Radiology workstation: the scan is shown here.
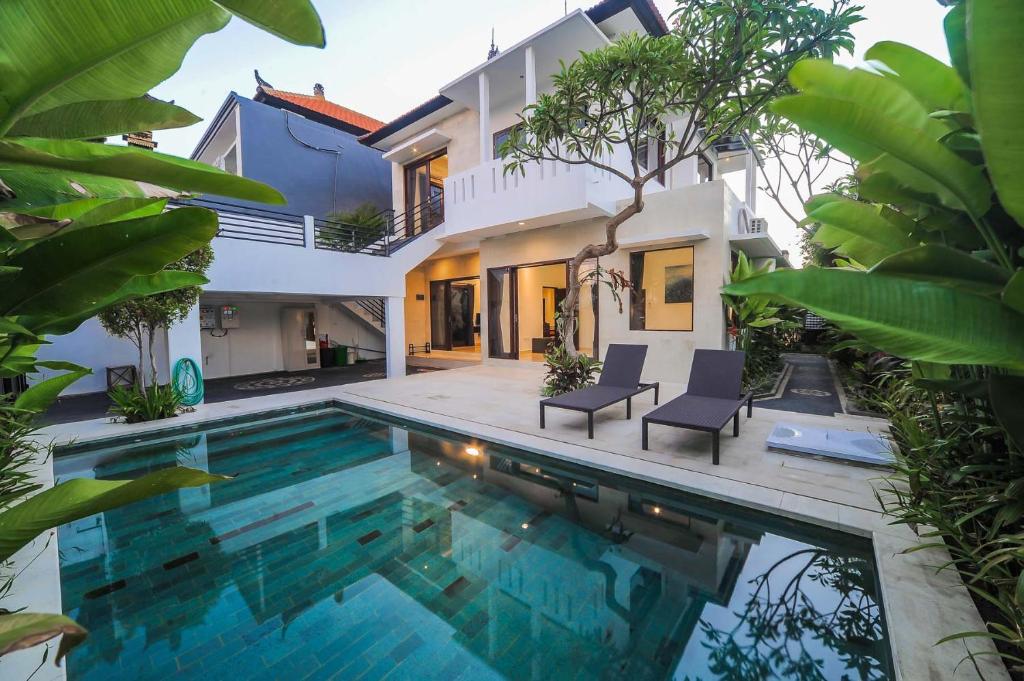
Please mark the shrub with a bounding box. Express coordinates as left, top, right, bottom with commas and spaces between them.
541, 344, 602, 397
109, 384, 183, 423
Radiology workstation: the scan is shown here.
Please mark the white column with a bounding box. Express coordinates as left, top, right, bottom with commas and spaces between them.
385, 296, 406, 378
745, 150, 758, 214
166, 304, 204, 403
303, 214, 315, 248
479, 71, 491, 164
524, 45, 537, 106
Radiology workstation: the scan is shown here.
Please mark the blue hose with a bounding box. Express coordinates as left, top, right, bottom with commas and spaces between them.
172, 357, 204, 406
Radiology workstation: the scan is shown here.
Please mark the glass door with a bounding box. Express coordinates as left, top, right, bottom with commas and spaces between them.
403, 150, 447, 235
487, 266, 517, 359
429, 281, 449, 350
449, 284, 475, 347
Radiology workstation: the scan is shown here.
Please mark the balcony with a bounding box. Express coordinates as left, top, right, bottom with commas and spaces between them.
441, 154, 632, 241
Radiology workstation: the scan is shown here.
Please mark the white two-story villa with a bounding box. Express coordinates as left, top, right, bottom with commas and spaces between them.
360, 0, 787, 383
36, 0, 786, 400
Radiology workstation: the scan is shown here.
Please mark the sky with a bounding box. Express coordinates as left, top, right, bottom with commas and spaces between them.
151, 0, 953, 266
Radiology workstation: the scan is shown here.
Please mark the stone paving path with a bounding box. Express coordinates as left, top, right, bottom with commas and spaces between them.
756, 354, 843, 417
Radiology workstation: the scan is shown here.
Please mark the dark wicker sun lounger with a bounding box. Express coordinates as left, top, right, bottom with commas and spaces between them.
540, 344, 659, 438
642, 349, 753, 465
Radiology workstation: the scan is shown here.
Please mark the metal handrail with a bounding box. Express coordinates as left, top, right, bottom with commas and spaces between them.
355, 298, 386, 326
384, 190, 444, 252
313, 217, 388, 256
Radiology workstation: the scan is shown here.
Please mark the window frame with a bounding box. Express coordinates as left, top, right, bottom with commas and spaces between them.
492, 123, 522, 160
628, 245, 696, 332
697, 153, 714, 183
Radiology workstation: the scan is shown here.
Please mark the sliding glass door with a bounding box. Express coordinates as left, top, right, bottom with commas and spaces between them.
403, 150, 447, 234
487, 267, 517, 359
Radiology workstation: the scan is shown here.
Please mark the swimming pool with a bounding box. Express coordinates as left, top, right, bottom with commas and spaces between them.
56, 404, 893, 680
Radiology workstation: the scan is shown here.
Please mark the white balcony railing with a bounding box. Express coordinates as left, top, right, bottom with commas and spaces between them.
441, 151, 632, 238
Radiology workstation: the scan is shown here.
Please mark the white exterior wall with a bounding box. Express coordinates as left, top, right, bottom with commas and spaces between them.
476, 181, 732, 384
198, 300, 385, 380
32, 318, 168, 395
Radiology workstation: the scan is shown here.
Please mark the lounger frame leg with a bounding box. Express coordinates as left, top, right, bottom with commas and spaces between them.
626, 397, 632, 420
733, 411, 739, 437
587, 412, 594, 439
540, 403, 545, 429
654, 383, 660, 405
642, 420, 648, 450
747, 394, 753, 418
712, 431, 720, 465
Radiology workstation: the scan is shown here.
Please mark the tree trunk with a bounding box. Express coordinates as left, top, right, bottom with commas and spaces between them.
559, 185, 643, 357
134, 322, 146, 391
147, 324, 158, 388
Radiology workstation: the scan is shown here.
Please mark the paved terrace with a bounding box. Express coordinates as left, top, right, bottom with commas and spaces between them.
38, 363, 1009, 681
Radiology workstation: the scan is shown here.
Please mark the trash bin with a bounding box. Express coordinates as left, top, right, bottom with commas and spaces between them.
334, 345, 348, 366
319, 347, 334, 367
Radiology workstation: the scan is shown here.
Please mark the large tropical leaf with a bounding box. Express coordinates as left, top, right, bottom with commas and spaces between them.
944, 3, 970, 87
25, 270, 209, 337
723, 268, 1024, 370
807, 196, 917, 266
968, 0, 1024, 226
0, 467, 230, 561
0, 138, 284, 204
871, 244, 1010, 295
215, 0, 325, 47
774, 60, 992, 216
13, 369, 90, 413
0, 164, 162, 211
864, 41, 970, 113
8, 97, 200, 140
0, 612, 87, 664
0, 207, 216, 317
0, 0, 228, 131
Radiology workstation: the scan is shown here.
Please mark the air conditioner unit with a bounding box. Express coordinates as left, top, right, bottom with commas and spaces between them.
749, 217, 768, 234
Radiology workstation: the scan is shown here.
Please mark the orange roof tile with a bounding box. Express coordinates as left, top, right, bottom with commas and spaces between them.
256, 86, 385, 134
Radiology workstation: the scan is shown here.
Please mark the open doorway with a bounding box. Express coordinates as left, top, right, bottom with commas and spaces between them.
429, 276, 480, 353
487, 261, 596, 362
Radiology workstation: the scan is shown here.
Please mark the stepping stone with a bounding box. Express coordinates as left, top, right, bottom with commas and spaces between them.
766, 422, 894, 466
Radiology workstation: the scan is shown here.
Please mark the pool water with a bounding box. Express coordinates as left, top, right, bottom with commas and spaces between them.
57, 405, 892, 680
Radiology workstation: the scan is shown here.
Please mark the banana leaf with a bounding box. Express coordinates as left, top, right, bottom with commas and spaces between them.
1003, 271, 1024, 314
0, 138, 284, 204
968, 0, 1024, 227
216, 0, 324, 47
0, 467, 230, 562
864, 41, 969, 113
0, 612, 86, 665
870, 244, 1010, 295
8, 97, 199, 140
1, 207, 216, 318
723, 267, 1024, 370
13, 369, 91, 413
944, 3, 970, 87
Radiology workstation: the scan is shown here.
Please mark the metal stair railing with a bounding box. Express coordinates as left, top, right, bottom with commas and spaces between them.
354, 298, 385, 327
382, 190, 444, 253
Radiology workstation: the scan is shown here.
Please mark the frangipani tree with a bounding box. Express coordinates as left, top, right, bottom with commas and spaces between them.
502, 0, 862, 356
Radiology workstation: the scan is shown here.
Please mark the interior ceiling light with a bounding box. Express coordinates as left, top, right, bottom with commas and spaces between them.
466, 446, 480, 456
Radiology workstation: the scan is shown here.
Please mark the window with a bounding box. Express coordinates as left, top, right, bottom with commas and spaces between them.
697, 153, 713, 183
492, 124, 522, 159
629, 246, 694, 331
637, 123, 666, 185
216, 144, 238, 175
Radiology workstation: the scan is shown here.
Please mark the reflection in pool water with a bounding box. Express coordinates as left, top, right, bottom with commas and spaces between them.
56, 406, 892, 680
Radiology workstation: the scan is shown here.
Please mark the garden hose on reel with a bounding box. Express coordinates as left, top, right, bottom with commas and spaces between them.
172, 357, 204, 406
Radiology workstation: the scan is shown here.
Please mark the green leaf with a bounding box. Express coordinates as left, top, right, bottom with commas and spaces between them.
13, 369, 89, 413
807, 197, 917, 266
0, 612, 87, 664
968, 0, 1024, 226
774, 60, 992, 216
989, 374, 1024, 450
0, 467, 230, 561
1, 207, 216, 318
911, 361, 950, 381
21, 197, 168, 229
871, 245, 1010, 295
723, 268, 1024, 370
0, 0, 229, 132
8, 97, 200, 140
0, 164, 156, 211
865, 41, 970, 112
215, 0, 325, 47
26, 270, 209, 336
1003, 270, 1024, 314
0, 138, 284, 204
944, 3, 970, 87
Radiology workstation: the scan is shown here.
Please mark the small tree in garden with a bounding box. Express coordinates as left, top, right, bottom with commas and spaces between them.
502, 0, 863, 357
99, 246, 213, 389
